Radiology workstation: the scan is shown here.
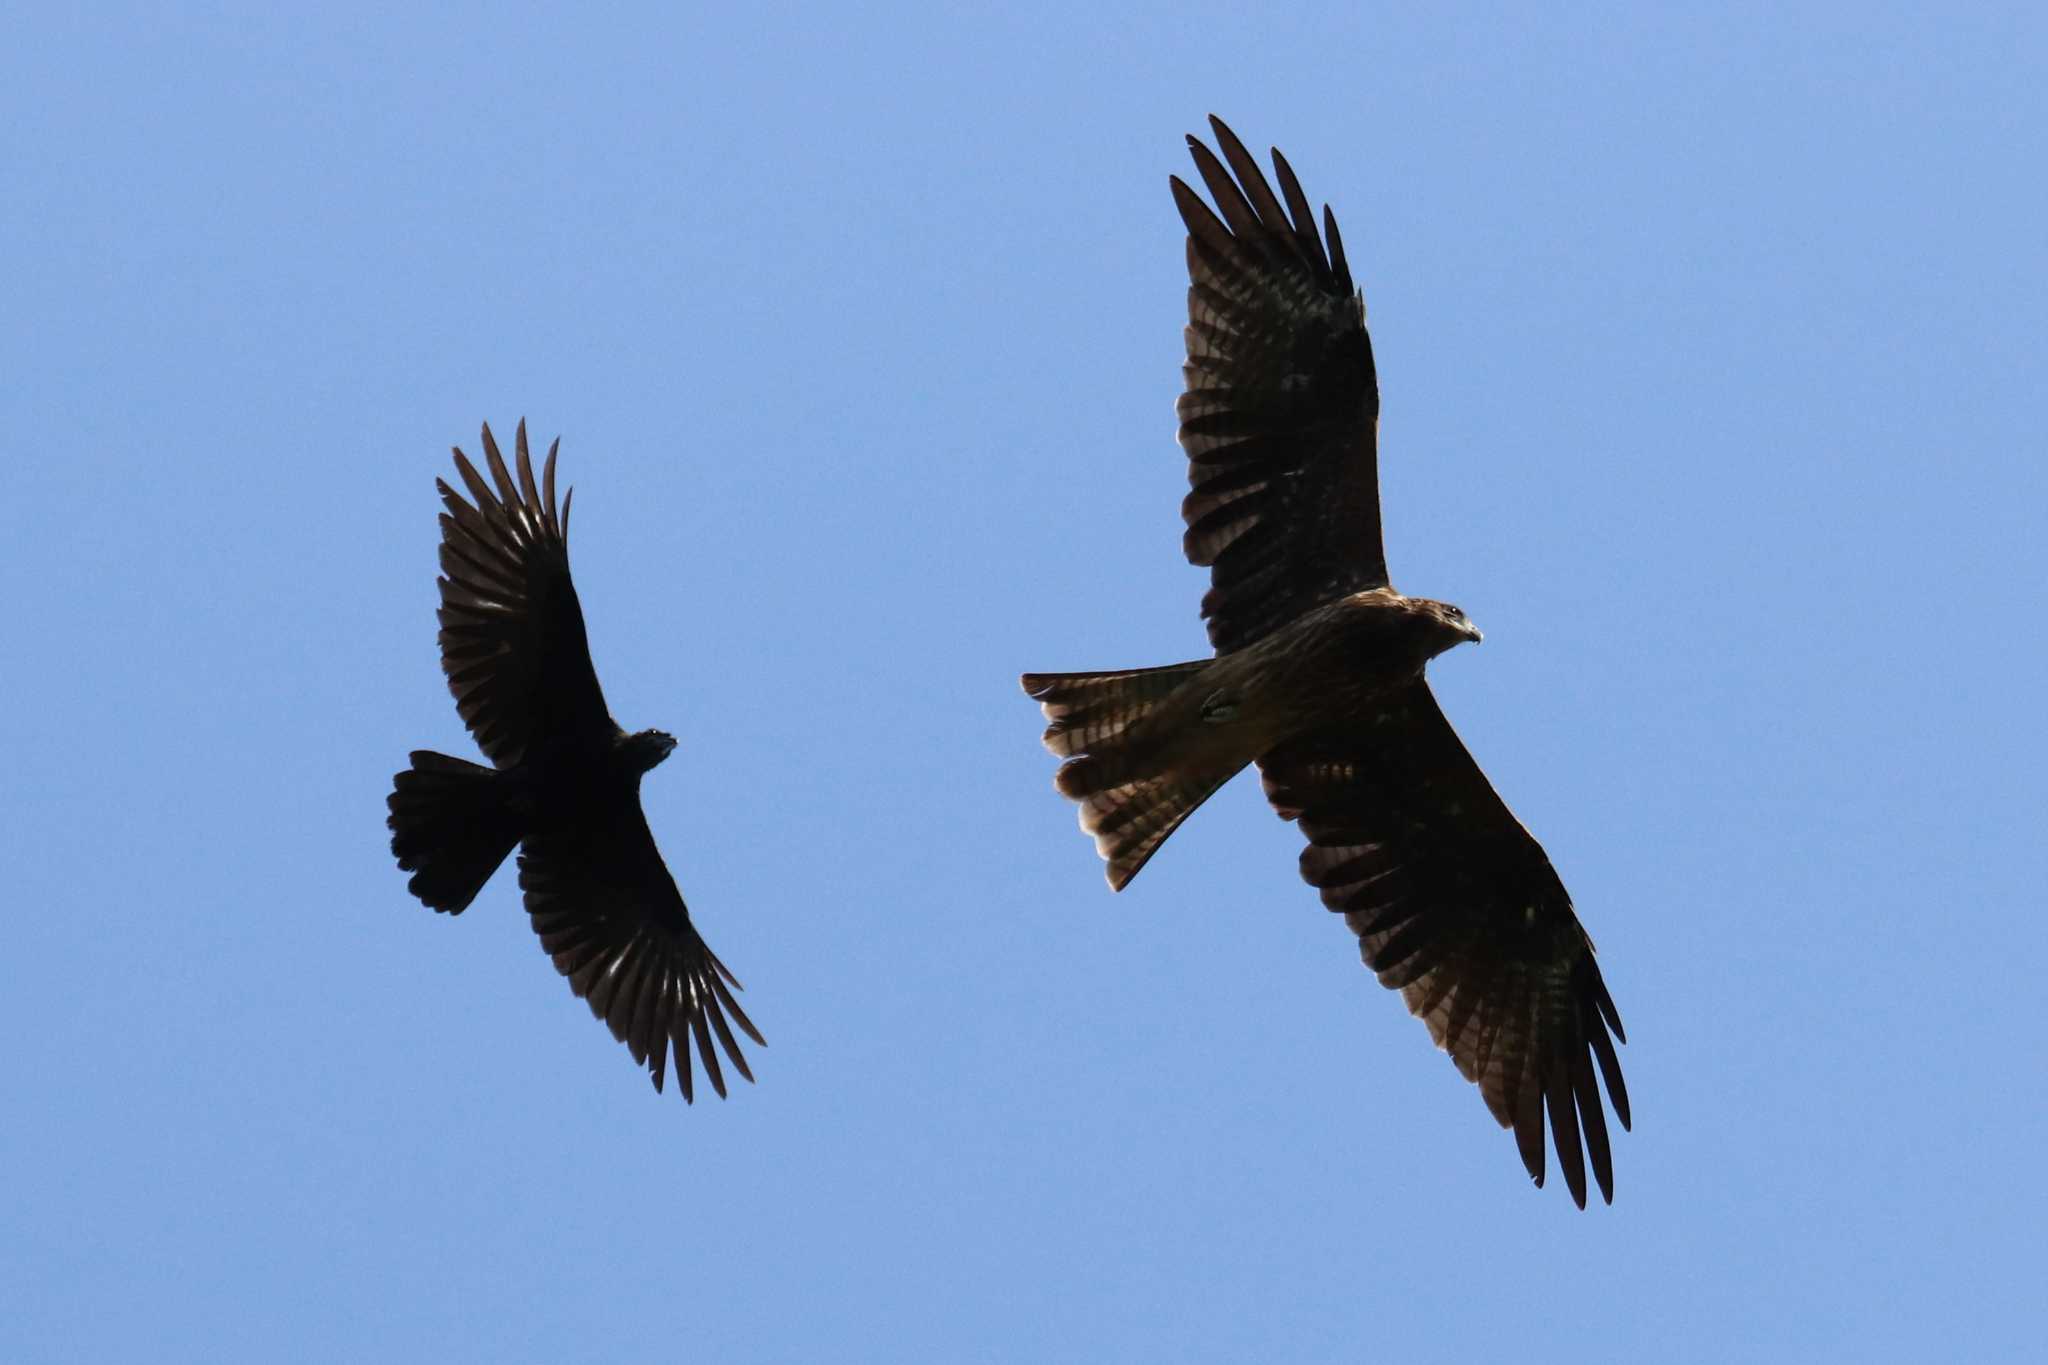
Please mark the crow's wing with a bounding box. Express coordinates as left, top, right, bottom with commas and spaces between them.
434, 421, 612, 768
1257, 681, 1630, 1207
520, 801, 763, 1100
1173, 116, 1386, 655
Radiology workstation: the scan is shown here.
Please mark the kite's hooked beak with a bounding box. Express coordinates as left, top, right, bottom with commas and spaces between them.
1463, 621, 1484, 644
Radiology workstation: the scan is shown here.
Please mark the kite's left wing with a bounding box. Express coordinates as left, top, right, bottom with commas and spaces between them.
1257, 681, 1630, 1206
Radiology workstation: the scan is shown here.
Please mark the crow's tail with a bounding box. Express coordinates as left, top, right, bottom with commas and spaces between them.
387, 751, 524, 914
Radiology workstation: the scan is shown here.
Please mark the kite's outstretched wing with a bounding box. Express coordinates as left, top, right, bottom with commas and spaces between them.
434, 421, 613, 768
1173, 116, 1386, 655
1257, 681, 1630, 1206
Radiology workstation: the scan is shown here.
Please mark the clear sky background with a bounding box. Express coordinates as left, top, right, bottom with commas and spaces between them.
4, 4, 2042, 1361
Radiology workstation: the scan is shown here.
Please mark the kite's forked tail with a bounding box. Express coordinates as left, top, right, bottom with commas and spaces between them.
387, 750, 525, 913
1021, 661, 1246, 890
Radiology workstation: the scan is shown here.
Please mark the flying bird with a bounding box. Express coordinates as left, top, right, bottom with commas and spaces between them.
387, 421, 762, 1101
1021, 118, 1630, 1206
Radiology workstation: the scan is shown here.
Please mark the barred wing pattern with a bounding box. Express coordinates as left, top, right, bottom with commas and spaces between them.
1257, 681, 1631, 1207
522, 811, 763, 1101
1173, 116, 1387, 655
435, 421, 612, 768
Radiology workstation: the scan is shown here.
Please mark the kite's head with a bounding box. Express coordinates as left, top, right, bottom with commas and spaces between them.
1410, 597, 1483, 652
623, 728, 679, 773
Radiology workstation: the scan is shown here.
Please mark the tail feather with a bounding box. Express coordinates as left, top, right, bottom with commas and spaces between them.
387, 750, 524, 913
1021, 662, 1209, 758
1079, 768, 1241, 890
1021, 661, 1240, 890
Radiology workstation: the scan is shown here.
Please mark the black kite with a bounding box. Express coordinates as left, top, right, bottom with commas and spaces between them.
1021, 119, 1630, 1206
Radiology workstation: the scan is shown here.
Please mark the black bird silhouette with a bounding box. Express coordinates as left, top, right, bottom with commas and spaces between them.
388, 421, 761, 1100
1022, 118, 1629, 1205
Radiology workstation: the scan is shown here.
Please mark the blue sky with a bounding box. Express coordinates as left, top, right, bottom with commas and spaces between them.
4, 4, 2042, 1360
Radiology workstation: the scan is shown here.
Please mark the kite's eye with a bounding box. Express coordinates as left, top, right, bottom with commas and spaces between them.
1445, 605, 1464, 620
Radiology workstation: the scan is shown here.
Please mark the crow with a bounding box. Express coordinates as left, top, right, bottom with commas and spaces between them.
388, 421, 761, 1101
